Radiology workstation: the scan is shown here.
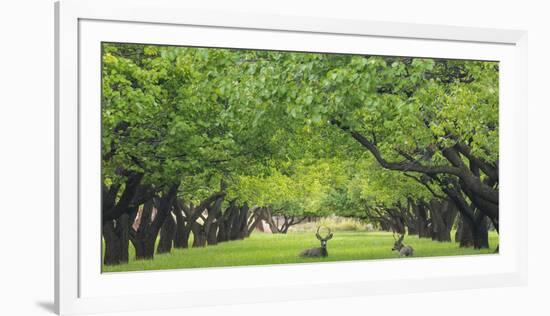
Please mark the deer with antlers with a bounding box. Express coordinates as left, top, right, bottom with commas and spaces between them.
392, 234, 414, 257
299, 226, 333, 257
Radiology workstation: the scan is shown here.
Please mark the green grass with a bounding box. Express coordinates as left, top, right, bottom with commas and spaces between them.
103, 231, 498, 273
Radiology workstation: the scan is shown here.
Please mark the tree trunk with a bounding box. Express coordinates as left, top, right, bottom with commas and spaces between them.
130, 200, 157, 260
192, 223, 207, 247
157, 212, 176, 254
173, 192, 226, 246
280, 220, 290, 234
180, 225, 192, 248
102, 213, 130, 265
173, 208, 188, 248
103, 220, 122, 265
385, 208, 406, 235
133, 238, 156, 260
204, 196, 223, 246
237, 204, 250, 239
130, 184, 179, 259
217, 220, 228, 243
207, 222, 219, 245
217, 202, 235, 242
472, 214, 489, 249
216, 203, 255, 239
455, 211, 489, 249
414, 201, 431, 238
229, 205, 245, 239
246, 206, 262, 237
175, 199, 196, 248
102, 173, 145, 223
119, 213, 130, 262
379, 221, 391, 231
406, 224, 418, 235
455, 214, 475, 247
428, 199, 457, 242
261, 207, 281, 234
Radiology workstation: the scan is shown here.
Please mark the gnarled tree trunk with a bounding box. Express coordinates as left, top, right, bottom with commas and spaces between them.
157, 211, 176, 254
191, 223, 207, 247
130, 200, 156, 260
472, 214, 489, 249
455, 213, 475, 247
204, 195, 223, 246
173, 202, 189, 248
102, 213, 130, 265
217, 201, 235, 242
413, 200, 432, 238
130, 184, 179, 260
427, 199, 457, 242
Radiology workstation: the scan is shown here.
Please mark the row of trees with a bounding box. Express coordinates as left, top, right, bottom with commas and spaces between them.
101, 43, 499, 265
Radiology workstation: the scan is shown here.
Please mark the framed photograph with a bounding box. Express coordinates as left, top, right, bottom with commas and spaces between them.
55, 0, 527, 314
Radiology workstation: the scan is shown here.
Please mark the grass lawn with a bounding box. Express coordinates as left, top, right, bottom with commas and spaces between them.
103, 231, 498, 272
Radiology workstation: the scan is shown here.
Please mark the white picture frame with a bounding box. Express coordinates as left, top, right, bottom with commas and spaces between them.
55, 0, 528, 314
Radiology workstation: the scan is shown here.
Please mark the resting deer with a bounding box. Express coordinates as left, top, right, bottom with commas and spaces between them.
300, 226, 333, 257
392, 234, 414, 257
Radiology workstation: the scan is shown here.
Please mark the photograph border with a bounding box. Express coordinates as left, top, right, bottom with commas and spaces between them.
55, 0, 527, 314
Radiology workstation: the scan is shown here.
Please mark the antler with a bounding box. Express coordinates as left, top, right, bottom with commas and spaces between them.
315, 226, 322, 241
316, 226, 333, 241
325, 227, 333, 240
398, 234, 405, 243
